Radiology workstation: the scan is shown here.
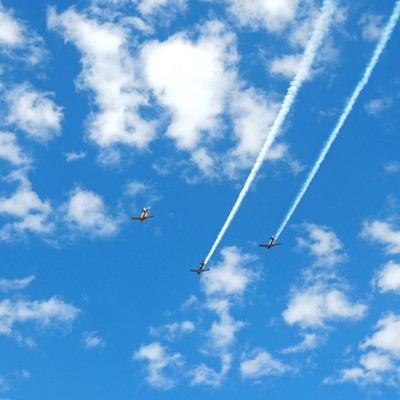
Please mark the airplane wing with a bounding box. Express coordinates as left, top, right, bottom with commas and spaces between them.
145, 216, 155, 219
190, 269, 200, 273
259, 244, 268, 248
130, 217, 142, 220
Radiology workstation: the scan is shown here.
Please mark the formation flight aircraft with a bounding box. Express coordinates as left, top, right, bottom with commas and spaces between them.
259, 235, 281, 249
130, 207, 155, 222
190, 261, 210, 274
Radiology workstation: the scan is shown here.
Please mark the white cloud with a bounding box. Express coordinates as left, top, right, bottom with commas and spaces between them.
373, 261, 400, 294
206, 299, 245, 349
48, 7, 156, 157
201, 246, 258, 297
297, 223, 347, 267
326, 313, 400, 386
141, 20, 236, 150
82, 331, 105, 348
269, 54, 303, 79
361, 313, 400, 358
364, 97, 392, 116
240, 349, 288, 379
190, 353, 231, 387
0, 132, 30, 166
0, 3, 45, 64
384, 161, 400, 174
225, 0, 300, 32
283, 224, 366, 330
0, 297, 80, 342
283, 286, 367, 329
0, 171, 54, 241
362, 220, 400, 255
136, 0, 187, 16
0, 4, 23, 46
282, 332, 321, 354
358, 13, 385, 42
5, 84, 63, 142
133, 342, 183, 390
63, 187, 120, 238
149, 320, 195, 342
64, 151, 86, 162
0, 276, 34, 293
225, 88, 280, 175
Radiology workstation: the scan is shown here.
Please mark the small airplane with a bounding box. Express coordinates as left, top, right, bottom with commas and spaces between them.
190, 261, 210, 274
130, 207, 155, 222
259, 235, 281, 249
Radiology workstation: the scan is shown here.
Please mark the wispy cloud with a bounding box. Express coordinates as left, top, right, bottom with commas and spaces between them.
0, 296, 80, 345
0, 276, 34, 293
326, 313, 400, 387
0, 132, 31, 166
133, 342, 183, 390
364, 97, 392, 116
240, 349, 289, 379
362, 220, 400, 255
82, 331, 105, 348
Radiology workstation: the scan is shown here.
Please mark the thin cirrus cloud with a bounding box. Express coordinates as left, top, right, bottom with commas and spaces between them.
0, 275, 35, 293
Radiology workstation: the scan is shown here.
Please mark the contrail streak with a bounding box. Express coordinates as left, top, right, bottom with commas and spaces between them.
203, 0, 337, 265
275, 0, 400, 240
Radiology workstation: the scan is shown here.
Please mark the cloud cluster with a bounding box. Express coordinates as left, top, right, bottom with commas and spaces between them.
283, 224, 367, 340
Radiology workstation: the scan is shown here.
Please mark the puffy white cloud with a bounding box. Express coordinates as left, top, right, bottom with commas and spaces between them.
0, 171, 54, 240
374, 261, 400, 294
326, 313, 400, 387
82, 331, 105, 348
133, 342, 183, 390
283, 224, 366, 330
361, 313, 400, 358
0, 297, 80, 342
190, 353, 231, 387
5, 84, 63, 142
225, 0, 300, 32
141, 20, 236, 150
0, 275, 34, 293
358, 12, 385, 42
206, 299, 245, 350
63, 187, 120, 237
269, 54, 303, 79
48, 7, 156, 156
0, 4, 23, 46
201, 246, 258, 297
149, 320, 195, 342
240, 349, 288, 379
283, 286, 367, 329
0, 132, 30, 165
364, 97, 392, 116
297, 223, 347, 267
362, 220, 400, 255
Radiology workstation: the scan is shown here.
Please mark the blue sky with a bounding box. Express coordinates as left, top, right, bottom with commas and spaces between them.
1, 0, 400, 398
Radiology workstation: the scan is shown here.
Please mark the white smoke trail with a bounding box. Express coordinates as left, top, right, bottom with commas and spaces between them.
275, 0, 400, 240
204, 0, 337, 265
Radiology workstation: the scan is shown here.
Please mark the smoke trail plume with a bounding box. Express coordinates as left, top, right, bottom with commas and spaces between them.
275, 0, 400, 240
204, 0, 337, 265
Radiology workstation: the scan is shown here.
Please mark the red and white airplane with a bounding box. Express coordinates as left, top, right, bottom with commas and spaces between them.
190, 261, 210, 274
130, 207, 155, 222
259, 235, 281, 249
